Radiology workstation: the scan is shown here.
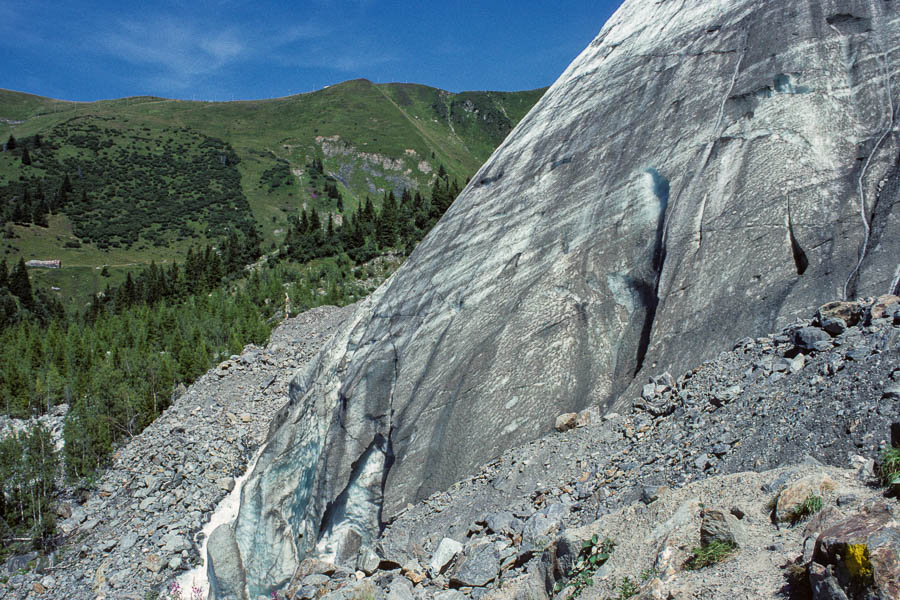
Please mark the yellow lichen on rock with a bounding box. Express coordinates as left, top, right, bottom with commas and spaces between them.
845, 543, 872, 580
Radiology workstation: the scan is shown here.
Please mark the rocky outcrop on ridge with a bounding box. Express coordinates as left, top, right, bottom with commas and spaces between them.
259, 296, 900, 600
224, 0, 900, 594
0, 305, 354, 600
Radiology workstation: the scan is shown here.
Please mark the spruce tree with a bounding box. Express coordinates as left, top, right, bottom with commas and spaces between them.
0, 258, 8, 288
5, 134, 15, 151
299, 209, 309, 234
21, 146, 31, 166
377, 192, 398, 248
9, 258, 33, 309
309, 208, 321, 232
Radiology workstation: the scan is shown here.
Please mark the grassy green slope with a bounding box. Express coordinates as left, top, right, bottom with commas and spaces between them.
0, 80, 545, 306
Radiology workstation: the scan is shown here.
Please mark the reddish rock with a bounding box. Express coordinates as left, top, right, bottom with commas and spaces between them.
813, 502, 900, 599
870, 295, 900, 320
555, 413, 578, 432
817, 301, 863, 327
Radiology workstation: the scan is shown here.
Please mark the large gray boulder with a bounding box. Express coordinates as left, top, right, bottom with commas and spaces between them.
207, 524, 248, 600
221, 0, 900, 595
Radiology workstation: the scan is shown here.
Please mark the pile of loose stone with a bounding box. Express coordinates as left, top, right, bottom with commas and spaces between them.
0, 304, 356, 600
3, 293, 899, 600
271, 295, 900, 600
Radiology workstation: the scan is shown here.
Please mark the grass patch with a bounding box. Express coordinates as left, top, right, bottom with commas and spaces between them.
789, 494, 824, 524
877, 447, 900, 487
685, 540, 735, 570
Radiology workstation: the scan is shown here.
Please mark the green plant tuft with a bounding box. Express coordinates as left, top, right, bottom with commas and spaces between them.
616, 576, 639, 599
789, 494, 824, 524
553, 535, 615, 598
877, 447, 900, 487
685, 540, 735, 570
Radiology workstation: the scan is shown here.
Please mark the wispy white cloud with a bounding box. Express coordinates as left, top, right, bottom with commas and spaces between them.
100, 17, 245, 80
1, 1, 402, 98
95, 14, 338, 92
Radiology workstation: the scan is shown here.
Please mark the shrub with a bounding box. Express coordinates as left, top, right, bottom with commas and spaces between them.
553, 535, 614, 598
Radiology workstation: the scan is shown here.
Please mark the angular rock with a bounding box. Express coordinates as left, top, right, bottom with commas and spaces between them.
869, 295, 900, 321
775, 474, 836, 523
813, 503, 900, 600
699, 509, 746, 548
793, 327, 832, 352
388, 576, 415, 600
357, 546, 381, 576
207, 524, 248, 600
808, 562, 850, 600
430, 538, 463, 575
292, 557, 337, 581
301, 574, 330, 587
554, 413, 578, 433
817, 302, 862, 328
820, 317, 847, 337
486, 511, 522, 536
641, 485, 667, 505
143, 554, 163, 574
434, 591, 467, 600
450, 543, 500, 588
521, 511, 563, 556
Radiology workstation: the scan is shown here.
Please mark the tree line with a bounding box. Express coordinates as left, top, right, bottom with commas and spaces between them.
280, 171, 461, 264
0, 168, 463, 555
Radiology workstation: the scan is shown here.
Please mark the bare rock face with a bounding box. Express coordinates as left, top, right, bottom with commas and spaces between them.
221, 0, 900, 596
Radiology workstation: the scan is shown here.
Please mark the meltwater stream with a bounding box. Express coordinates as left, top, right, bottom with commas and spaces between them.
177, 444, 267, 598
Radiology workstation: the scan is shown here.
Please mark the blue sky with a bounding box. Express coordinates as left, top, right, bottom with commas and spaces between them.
0, 1, 623, 101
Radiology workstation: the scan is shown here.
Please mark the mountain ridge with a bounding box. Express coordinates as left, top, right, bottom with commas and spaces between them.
0, 81, 545, 305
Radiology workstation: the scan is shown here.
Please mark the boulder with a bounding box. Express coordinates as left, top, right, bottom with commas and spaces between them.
812, 503, 900, 600
817, 302, 862, 328
207, 524, 248, 600
430, 538, 463, 575
699, 509, 746, 548
869, 295, 900, 321
775, 474, 836, 523
554, 413, 578, 433
792, 327, 832, 352
357, 546, 381, 576
450, 543, 500, 588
